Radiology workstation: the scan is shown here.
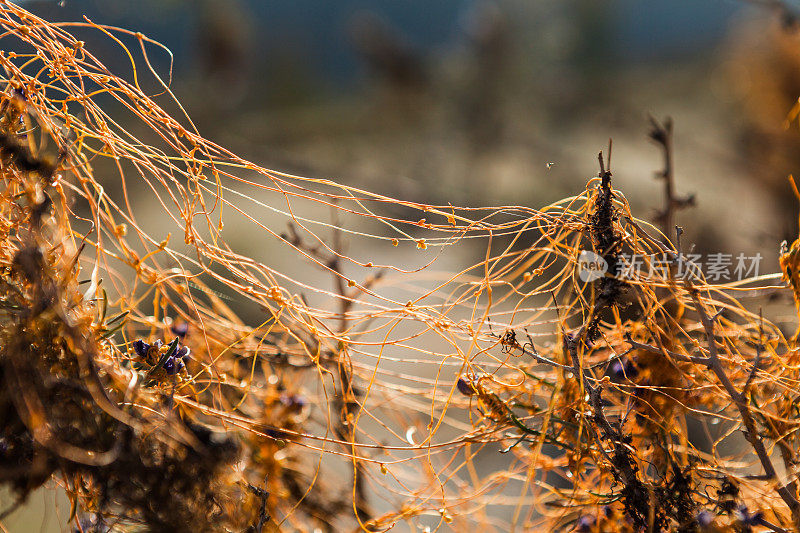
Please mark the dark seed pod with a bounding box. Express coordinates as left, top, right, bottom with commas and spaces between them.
264, 428, 290, 440
457, 377, 475, 396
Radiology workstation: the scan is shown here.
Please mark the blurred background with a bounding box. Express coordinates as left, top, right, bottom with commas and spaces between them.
16, 0, 800, 245
7, 0, 800, 530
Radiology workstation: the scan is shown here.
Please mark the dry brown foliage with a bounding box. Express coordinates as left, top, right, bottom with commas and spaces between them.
1, 3, 800, 532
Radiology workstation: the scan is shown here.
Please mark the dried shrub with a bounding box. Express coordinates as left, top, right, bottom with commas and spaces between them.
0, 4, 799, 533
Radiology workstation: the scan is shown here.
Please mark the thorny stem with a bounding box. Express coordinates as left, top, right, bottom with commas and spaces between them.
246, 477, 270, 532
517, 330, 572, 371
549, 157, 656, 527
561, 327, 660, 531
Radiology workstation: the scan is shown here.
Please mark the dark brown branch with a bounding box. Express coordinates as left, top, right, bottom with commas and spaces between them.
648, 116, 694, 240
624, 334, 711, 366
743, 310, 764, 395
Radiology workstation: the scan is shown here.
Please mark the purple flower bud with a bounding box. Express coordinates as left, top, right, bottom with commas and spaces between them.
281, 394, 307, 408
609, 358, 638, 380
163, 356, 177, 375
133, 339, 150, 358
171, 322, 189, 338
576, 515, 595, 532
457, 377, 475, 396
176, 345, 190, 360
696, 510, 714, 527
734, 505, 762, 526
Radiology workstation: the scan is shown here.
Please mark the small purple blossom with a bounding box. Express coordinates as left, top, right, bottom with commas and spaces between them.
132, 337, 187, 375
576, 515, 595, 532
133, 339, 150, 358
281, 394, 307, 408
163, 356, 177, 374
734, 505, 762, 526
163, 355, 185, 375
608, 358, 638, 380
171, 322, 189, 338
175, 345, 190, 360
695, 510, 714, 527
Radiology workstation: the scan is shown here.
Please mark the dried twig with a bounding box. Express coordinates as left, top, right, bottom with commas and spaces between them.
688, 282, 800, 525
648, 116, 694, 240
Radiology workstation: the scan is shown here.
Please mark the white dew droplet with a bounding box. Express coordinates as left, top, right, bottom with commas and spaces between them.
406, 427, 417, 446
